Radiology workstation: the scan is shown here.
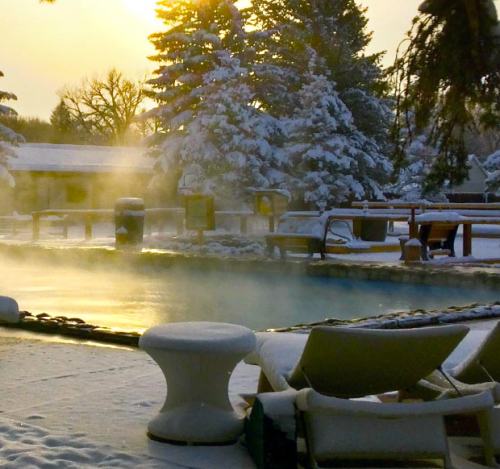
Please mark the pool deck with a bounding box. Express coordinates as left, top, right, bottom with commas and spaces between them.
0, 319, 496, 469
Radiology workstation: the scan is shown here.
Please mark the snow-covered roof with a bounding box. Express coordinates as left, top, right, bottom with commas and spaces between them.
6, 143, 155, 174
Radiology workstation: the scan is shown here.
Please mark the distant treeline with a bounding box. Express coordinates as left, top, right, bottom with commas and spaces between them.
0, 114, 145, 147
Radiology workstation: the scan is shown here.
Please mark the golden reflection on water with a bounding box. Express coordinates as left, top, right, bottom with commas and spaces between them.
1, 254, 499, 331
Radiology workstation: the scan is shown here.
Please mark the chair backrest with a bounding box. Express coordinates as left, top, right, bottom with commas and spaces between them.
452, 321, 500, 384
287, 324, 469, 398
428, 223, 459, 242
277, 213, 329, 237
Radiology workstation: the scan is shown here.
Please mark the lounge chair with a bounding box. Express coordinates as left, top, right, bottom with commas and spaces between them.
247, 325, 471, 397
296, 387, 494, 469
400, 322, 500, 460
245, 325, 498, 469
449, 321, 500, 384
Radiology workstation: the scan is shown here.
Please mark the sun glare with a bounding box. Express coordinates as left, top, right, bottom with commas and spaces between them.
122, 0, 159, 26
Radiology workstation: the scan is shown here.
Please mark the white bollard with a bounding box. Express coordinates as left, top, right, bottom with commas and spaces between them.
0, 296, 20, 323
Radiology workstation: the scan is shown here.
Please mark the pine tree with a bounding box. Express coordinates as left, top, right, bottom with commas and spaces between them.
148, 0, 248, 135
250, 0, 391, 148
0, 71, 24, 185
50, 100, 75, 144
247, 0, 393, 206
389, 134, 439, 201
391, 0, 500, 191
283, 71, 391, 207
148, 0, 392, 206
159, 53, 284, 202
485, 149, 500, 194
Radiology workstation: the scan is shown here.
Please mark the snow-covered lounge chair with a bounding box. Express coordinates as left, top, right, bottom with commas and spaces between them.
247, 325, 470, 396
400, 321, 500, 459
449, 321, 500, 384
400, 321, 500, 400
245, 325, 498, 468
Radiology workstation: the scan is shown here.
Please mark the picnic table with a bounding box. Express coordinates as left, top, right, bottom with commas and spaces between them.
351, 201, 500, 211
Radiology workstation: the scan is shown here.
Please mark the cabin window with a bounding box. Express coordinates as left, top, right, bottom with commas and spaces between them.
67, 183, 88, 204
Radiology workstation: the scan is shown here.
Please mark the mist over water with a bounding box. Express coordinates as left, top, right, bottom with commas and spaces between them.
0, 253, 498, 332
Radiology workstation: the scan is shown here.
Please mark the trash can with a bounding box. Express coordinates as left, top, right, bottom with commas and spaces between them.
115, 198, 145, 247
360, 220, 388, 242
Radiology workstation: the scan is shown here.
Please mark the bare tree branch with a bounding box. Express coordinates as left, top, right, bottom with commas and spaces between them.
58, 69, 146, 145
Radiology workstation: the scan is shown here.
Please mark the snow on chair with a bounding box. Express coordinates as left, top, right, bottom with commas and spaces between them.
244, 325, 498, 468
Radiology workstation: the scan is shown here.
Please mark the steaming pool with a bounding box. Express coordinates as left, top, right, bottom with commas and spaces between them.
1, 255, 498, 332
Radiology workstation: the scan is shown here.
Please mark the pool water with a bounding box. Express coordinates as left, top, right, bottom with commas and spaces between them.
1, 255, 497, 332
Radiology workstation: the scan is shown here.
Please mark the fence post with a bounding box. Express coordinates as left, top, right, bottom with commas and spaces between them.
85, 214, 92, 240
176, 211, 184, 236
32, 213, 40, 241
240, 215, 248, 234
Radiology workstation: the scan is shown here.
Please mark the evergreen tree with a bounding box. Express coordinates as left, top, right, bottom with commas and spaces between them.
391, 0, 500, 191
250, 0, 391, 148
148, 0, 248, 136
248, 0, 393, 206
283, 71, 391, 207
50, 100, 75, 143
485, 149, 500, 194
164, 54, 284, 202
0, 71, 24, 185
389, 134, 439, 201
148, 0, 392, 206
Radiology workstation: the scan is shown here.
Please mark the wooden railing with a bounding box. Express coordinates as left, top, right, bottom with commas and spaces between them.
30, 207, 255, 241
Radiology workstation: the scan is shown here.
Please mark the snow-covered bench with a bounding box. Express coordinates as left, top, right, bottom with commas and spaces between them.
265, 213, 328, 259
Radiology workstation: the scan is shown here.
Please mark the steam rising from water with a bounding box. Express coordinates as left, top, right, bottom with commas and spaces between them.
0, 253, 497, 331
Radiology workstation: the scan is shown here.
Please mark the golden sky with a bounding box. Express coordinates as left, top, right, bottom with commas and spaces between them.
0, 0, 423, 120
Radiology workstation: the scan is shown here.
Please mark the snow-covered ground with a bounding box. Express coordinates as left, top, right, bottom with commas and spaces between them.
0, 334, 260, 469
0, 320, 497, 469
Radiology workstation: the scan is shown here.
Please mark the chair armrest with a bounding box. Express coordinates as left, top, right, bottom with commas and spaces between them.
244, 332, 308, 392
296, 388, 494, 417
426, 371, 500, 398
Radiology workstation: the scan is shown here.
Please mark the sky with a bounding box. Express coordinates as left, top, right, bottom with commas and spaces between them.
0, 0, 423, 120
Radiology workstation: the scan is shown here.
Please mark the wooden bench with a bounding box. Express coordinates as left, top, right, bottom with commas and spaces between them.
265, 214, 328, 259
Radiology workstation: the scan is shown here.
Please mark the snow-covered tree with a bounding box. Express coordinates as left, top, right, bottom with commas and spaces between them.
485, 149, 500, 193
158, 54, 284, 202
250, 0, 391, 149
248, 0, 393, 206
0, 71, 24, 185
283, 71, 391, 207
148, 0, 248, 136
389, 134, 438, 200
148, 0, 392, 206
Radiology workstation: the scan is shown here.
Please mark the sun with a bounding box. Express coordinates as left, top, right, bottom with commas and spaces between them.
122, 0, 160, 26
